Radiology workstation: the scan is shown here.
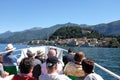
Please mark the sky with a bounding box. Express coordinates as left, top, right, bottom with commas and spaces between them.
0, 0, 120, 33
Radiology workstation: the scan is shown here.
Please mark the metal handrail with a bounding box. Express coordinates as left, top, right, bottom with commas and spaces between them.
95, 63, 120, 80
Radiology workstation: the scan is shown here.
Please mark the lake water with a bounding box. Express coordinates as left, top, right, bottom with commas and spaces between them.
0, 43, 120, 80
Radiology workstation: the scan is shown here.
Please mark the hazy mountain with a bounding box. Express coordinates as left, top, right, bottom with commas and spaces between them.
0, 23, 82, 43
0, 31, 13, 39
80, 24, 89, 27
91, 20, 120, 36
0, 25, 62, 43
0, 20, 120, 43
26, 27, 43, 31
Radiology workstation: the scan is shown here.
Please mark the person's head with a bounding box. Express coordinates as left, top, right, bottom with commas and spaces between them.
36, 50, 45, 59
82, 58, 94, 74
19, 58, 34, 74
47, 48, 57, 58
27, 48, 36, 58
68, 48, 74, 53
5, 43, 16, 53
46, 56, 59, 73
74, 51, 85, 62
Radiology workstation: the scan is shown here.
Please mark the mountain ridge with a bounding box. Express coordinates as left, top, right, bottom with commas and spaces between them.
0, 20, 120, 43
91, 20, 120, 36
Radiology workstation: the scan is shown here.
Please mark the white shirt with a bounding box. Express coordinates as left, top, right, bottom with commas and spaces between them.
39, 72, 71, 80
0, 77, 3, 80
41, 60, 63, 74
84, 73, 104, 80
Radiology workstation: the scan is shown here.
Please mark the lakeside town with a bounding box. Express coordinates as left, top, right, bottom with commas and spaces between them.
28, 37, 120, 47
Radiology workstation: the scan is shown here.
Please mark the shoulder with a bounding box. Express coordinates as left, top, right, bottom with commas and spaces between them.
39, 74, 50, 80
92, 73, 103, 80
9, 54, 17, 58
33, 59, 41, 65
85, 73, 103, 80
12, 75, 36, 80
9, 55, 17, 60
55, 74, 71, 80
64, 62, 74, 70
2, 54, 7, 57
63, 54, 70, 57
66, 62, 74, 66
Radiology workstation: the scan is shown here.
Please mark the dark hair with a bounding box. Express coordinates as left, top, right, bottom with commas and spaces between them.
82, 58, 94, 74
19, 58, 34, 74
74, 51, 85, 62
27, 50, 35, 58
68, 48, 73, 53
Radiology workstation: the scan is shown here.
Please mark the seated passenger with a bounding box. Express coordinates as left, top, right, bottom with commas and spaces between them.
11, 58, 36, 80
35, 50, 46, 63
27, 48, 41, 80
39, 56, 71, 80
41, 48, 64, 74
2, 44, 18, 75
2, 43, 17, 66
64, 51, 85, 77
82, 58, 104, 80
63, 48, 75, 65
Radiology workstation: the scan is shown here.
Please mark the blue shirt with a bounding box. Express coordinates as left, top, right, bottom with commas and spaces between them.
63, 53, 74, 65
2, 53, 17, 66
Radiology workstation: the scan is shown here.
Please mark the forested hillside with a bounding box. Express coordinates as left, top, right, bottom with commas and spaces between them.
50, 26, 103, 40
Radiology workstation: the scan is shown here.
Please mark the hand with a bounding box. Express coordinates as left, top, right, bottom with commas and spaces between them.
1, 71, 9, 78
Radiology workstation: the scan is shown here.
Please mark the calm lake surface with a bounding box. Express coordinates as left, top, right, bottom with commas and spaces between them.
0, 43, 120, 80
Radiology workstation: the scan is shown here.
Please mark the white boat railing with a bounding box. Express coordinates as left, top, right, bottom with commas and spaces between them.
95, 63, 120, 80
1, 46, 120, 80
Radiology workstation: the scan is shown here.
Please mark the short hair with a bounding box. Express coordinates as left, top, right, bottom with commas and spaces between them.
27, 49, 35, 58
82, 58, 94, 74
74, 51, 85, 62
68, 48, 73, 53
19, 58, 34, 74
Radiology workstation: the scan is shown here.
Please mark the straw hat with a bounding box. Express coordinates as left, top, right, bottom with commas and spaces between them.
5, 43, 16, 52
37, 50, 44, 55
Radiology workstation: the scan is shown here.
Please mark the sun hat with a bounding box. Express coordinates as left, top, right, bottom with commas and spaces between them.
46, 56, 59, 68
5, 43, 16, 52
37, 50, 44, 55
